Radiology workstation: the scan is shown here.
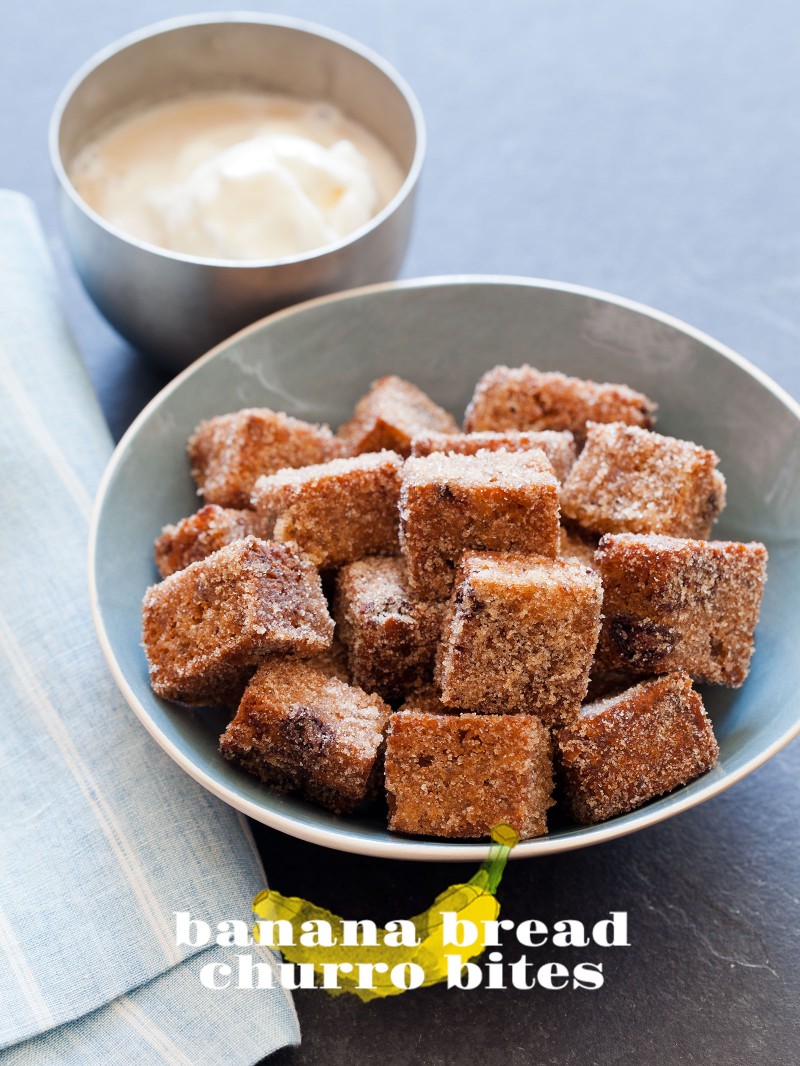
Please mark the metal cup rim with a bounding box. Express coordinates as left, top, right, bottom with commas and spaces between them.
48, 10, 426, 270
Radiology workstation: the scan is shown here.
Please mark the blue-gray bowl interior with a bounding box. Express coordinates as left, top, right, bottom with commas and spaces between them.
92, 278, 800, 860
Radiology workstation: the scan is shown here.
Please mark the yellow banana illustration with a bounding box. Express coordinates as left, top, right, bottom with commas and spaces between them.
252, 824, 519, 1001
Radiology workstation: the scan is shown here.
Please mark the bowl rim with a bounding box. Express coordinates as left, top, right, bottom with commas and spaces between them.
89, 274, 800, 862
49, 10, 426, 270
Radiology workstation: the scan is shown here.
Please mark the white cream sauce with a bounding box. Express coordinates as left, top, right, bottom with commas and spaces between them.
71, 92, 404, 260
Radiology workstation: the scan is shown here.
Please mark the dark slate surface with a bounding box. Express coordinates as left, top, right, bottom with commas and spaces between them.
7, 1, 799, 1062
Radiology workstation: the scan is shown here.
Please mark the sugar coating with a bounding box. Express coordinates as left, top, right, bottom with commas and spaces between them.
561, 421, 727, 539
334, 557, 446, 701
436, 551, 603, 729
410, 429, 577, 483
556, 672, 719, 824
385, 699, 554, 838
463, 365, 655, 439
559, 524, 600, 569
141, 536, 333, 706
220, 659, 391, 814
188, 408, 337, 509
399, 448, 561, 600
595, 533, 768, 686
251, 451, 403, 568
154, 504, 272, 578
337, 375, 459, 457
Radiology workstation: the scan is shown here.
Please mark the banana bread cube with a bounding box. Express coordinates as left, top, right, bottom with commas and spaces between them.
556, 672, 719, 824
220, 658, 391, 814
436, 551, 603, 728
334, 557, 446, 701
252, 451, 403, 568
385, 695, 554, 839
154, 504, 272, 578
594, 533, 768, 685
337, 375, 458, 457
399, 448, 560, 600
188, 408, 337, 509
141, 537, 333, 705
463, 365, 655, 439
561, 421, 726, 539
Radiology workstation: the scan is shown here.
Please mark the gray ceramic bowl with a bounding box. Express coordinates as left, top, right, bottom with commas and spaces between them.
90, 277, 800, 861
50, 13, 424, 375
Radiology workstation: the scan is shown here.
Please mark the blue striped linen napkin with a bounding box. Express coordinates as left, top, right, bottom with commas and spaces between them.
0, 192, 300, 1064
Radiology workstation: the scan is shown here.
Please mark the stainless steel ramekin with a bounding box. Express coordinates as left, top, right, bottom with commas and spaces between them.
50, 13, 425, 374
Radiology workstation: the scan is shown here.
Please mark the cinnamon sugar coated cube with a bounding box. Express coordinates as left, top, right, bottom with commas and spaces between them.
595, 533, 767, 686
188, 408, 337, 508
399, 449, 560, 600
141, 537, 333, 705
410, 429, 577, 482
464, 365, 655, 438
251, 451, 403, 568
337, 375, 458, 457
220, 659, 391, 814
154, 504, 272, 578
556, 673, 719, 824
436, 552, 603, 728
334, 557, 446, 701
561, 422, 726, 538
385, 699, 554, 838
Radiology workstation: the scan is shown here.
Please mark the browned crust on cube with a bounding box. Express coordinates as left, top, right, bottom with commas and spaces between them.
220, 659, 391, 814
251, 451, 403, 568
385, 705, 554, 838
334, 557, 446, 701
561, 421, 726, 539
436, 551, 603, 728
141, 536, 333, 705
595, 533, 768, 686
399, 448, 561, 600
463, 365, 655, 438
337, 375, 458, 458
154, 505, 272, 578
410, 430, 577, 482
188, 408, 337, 509
556, 672, 719, 824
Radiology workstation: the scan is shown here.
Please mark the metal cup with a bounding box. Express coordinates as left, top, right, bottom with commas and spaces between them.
50, 13, 425, 374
